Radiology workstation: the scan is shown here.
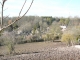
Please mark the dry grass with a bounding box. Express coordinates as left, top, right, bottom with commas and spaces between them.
1, 42, 80, 60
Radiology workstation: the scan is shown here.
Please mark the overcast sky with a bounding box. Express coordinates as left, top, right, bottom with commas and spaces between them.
0, 0, 80, 17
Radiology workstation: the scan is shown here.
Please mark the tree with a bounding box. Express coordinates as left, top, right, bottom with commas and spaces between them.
59, 18, 65, 25
0, 0, 34, 32
61, 26, 80, 46
61, 32, 75, 46
0, 0, 7, 27
65, 18, 70, 26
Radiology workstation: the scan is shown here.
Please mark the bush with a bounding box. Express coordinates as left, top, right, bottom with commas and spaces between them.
42, 33, 52, 41
61, 26, 80, 46
42, 34, 48, 41
0, 31, 15, 54
25, 35, 32, 43
46, 24, 62, 41
26, 35, 44, 43
15, 35, 27, 44
7, 41, 15, 54
61, 30, 77, 46
42, 32, 62, 42
0, 38, 4, 46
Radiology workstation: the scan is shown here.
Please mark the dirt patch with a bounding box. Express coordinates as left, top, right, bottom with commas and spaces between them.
0, 41, 67, 58
0, 47, 80, 60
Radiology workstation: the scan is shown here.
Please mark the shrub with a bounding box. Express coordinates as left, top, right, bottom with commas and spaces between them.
42, 33, 53, 41
7, 41, 15, 54
15, 35, 27, 44
0, 31, 15, 54
0, 38, 4, 46
42, 26, 62, 42
26, 35, 44, 43
25, 35, 32, 43
61, 30, 77, 46
15, 39, 24, 44
42, 34, 48, 41
47, 24, 62, 41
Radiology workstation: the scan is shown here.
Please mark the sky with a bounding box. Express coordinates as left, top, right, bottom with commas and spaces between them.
0, 0, 80, 17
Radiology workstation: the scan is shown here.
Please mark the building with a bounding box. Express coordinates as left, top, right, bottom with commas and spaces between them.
60, 26, 66, 31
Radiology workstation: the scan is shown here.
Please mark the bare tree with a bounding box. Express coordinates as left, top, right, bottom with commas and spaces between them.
0, 0, 34, 32
0, 0, 7, 27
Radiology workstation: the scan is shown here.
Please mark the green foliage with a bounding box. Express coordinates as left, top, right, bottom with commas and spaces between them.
59, 18, 65, 25
35, 22, 40, 29
46, 17, 52, 25
59, 18, 70, 26
65, 18, 70, 26
42, 16, 53, 26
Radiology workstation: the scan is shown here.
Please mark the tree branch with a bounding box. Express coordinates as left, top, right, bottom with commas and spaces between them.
19, 0, 27, 16
0, 0, 34, 32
